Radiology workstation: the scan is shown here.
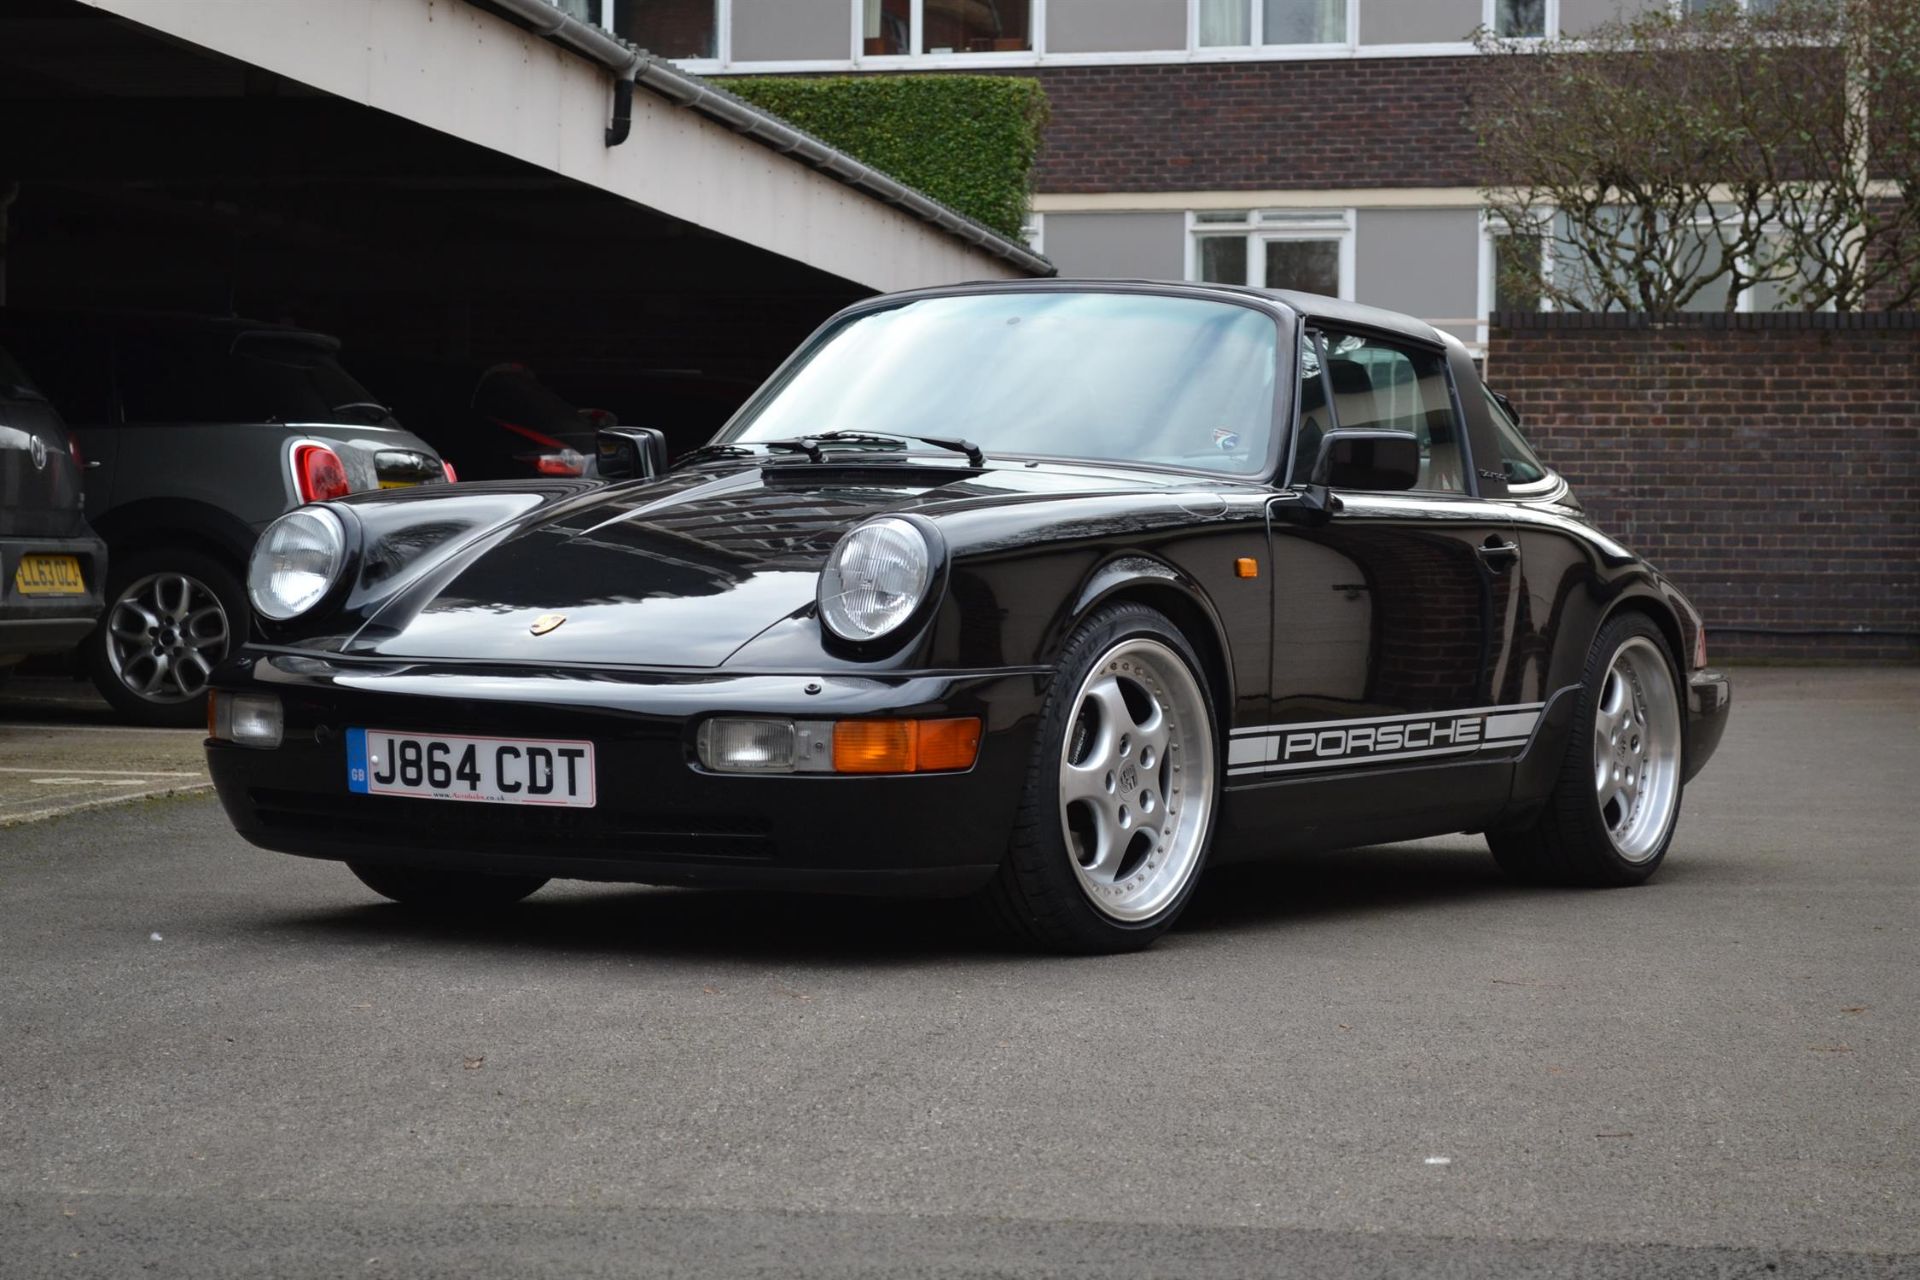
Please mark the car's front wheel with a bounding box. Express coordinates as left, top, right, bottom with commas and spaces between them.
86, 548, 245, 728
348, 864, 549, 912
984, 602, 1219, 953
1488, 612, 1686, 885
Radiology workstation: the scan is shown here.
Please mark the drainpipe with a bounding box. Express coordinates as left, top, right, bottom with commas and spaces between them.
605, 72, 634, 147
474, 0, 1053, 275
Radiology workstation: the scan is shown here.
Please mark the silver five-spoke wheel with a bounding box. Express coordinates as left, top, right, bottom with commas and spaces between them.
1059, 638, 1214, 922
105, 571, 231, 704
1592, 635, 1682, 862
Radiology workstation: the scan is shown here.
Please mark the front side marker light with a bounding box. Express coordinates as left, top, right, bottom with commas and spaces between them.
209, 691, 283, 749
832, 718, 982, 774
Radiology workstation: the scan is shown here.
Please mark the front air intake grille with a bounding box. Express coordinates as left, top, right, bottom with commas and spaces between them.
247, 788, 774, 862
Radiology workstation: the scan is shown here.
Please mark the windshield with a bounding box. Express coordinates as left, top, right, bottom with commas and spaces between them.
724, 292, 1281, 476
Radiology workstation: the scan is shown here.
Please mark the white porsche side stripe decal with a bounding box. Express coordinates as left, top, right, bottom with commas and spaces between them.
1226, 702, 1545, 776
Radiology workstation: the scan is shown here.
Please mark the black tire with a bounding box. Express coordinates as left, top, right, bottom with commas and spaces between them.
348, 863, 549, 912
85, 547, 247, 728
981, 602, 1221, 954
1488, 612, 1686, 887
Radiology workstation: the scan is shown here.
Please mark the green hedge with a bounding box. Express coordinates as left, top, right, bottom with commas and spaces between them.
723, 75, 1049, 242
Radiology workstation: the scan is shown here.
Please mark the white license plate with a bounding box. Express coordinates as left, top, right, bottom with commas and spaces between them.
346, 729, 595, 808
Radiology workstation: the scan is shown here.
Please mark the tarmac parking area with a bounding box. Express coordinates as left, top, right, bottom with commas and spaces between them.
0, 667, 1915, 1278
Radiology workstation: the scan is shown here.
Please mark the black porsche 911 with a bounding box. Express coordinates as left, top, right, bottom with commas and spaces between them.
205, 281, 1731, 953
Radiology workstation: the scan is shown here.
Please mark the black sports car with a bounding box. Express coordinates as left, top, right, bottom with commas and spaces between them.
206, 282, 1731, 953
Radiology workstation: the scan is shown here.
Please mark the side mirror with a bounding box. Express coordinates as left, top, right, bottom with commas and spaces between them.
1308, 428, 1421, 492
595, 427, 669, 481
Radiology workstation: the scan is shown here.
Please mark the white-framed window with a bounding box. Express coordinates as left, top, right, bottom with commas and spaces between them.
855, 0, 1043, 60
1021, 213, 1045, 256
648, 0, 1432, 74
1186, 209, 1355, 299
1485, 0, 1558, 40
1193, 0, 1354, 50
1476, 207, 1832, 343
1475, 213, 1553, 348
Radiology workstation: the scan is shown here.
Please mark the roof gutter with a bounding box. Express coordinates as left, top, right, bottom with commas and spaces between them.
475, 0, 1054, 277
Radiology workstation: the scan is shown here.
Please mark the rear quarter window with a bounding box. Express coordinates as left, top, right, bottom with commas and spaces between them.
1484, 388, 1548, 486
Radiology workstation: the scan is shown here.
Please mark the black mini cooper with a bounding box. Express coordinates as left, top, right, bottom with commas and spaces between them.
206, 283, 1731, 953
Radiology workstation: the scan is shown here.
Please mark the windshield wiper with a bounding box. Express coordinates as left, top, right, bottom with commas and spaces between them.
331, 400, 392, 423
810, 430, 986, 467
676, 442, 760, 465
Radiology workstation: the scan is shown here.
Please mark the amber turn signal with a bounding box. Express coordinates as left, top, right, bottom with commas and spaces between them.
832, 717, 982, 774
1235, 557, 1259, 579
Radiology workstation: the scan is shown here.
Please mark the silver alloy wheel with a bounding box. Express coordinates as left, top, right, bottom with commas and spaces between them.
104, 572, 230, 704
1592, 635, 1682, 862
1058, 637, 1215, 922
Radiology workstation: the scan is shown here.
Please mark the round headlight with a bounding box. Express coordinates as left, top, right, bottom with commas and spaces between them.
248, 507, 346, 621
818, 517, 934, 642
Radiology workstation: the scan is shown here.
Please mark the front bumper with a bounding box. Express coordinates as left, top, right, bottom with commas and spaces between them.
1684, 669, 1731, 782
206, 651, 1047, 897
0, 533, 107, 659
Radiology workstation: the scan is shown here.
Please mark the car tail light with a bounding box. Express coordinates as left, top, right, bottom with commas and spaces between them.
293, 443, 350, 503
68, 437, 84, 469
534, 450, 588, 477
442, 459, 459, 484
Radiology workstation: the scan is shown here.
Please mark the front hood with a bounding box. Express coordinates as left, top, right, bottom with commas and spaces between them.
349, 459, 1192, 667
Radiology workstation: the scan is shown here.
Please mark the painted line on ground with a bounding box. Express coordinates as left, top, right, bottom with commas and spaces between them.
0, 781, 216, 828
0, 723, 205, 736
0, 766, 204, 777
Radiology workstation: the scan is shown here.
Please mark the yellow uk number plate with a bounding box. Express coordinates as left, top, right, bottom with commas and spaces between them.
13, 555, 85, 596
377, 480, 418, 490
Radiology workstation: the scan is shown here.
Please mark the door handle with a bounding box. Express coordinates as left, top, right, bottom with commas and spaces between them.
1476, 537, 1520, 570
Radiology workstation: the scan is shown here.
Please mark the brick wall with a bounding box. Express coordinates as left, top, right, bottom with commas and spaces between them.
1486, 313, 1920, 661
1027, 59, 1478, 192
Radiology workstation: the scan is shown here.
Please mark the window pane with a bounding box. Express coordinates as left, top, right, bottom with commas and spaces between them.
1263, 239, 1341, 296
614, 0, 716, 57
1321, 331, 1466, 492
731, 293, 1280, 476
1198, 235, 1250, 285
1198, 0, 1250, 45
1483, 388, 1547, 485
866, 0, 911, 54
924, 0, 1032, 53
1496, 0, 1546, 37
1291, 332, 1331, 481
1264, 0, 1345, 44
1493, 234, 1545, 312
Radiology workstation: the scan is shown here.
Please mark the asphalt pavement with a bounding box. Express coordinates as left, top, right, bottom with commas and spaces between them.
0, 667, 1914, 1278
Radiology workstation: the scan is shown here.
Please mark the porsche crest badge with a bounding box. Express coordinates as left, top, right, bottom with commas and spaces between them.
529, 613, 566, 636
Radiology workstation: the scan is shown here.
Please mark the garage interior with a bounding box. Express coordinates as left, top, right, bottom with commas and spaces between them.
0, 0, 885, 452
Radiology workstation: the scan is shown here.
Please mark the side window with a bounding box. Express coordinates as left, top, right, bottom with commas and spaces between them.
1291, 330, 1331, 480
1303, 330, 1469, 493
1483, 388, 1548, 486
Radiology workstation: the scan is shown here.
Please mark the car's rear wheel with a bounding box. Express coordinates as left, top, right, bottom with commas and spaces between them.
1488, 613, 1685, 886
86, 548, 245, 728
984, 602, 1219, 953
348, 863, 549, 911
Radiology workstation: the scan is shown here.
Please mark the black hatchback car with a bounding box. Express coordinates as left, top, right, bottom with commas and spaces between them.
206, 283, 1730, 952
0, 340, 105, 678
